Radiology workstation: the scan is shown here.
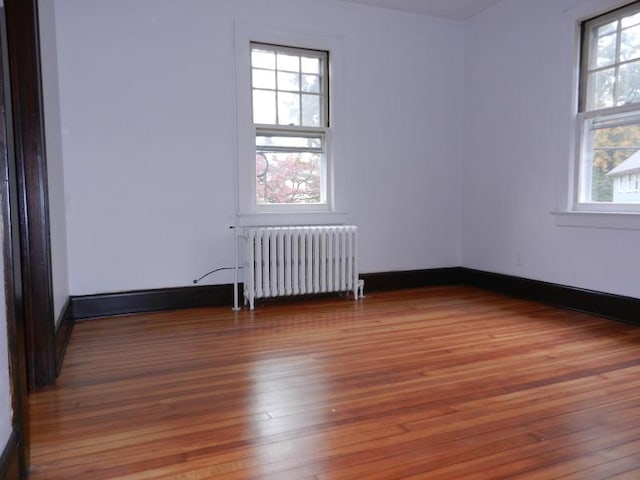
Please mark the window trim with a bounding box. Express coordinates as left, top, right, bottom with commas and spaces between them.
573, 0, 640, 213
553, 0, 640, 230
234, 22, 346, 222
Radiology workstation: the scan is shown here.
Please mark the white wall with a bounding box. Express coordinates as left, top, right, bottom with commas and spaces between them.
54, 0, 463, 296
462, 0, 640, 299
40, 0, 70, 323
0, 213, 12, 452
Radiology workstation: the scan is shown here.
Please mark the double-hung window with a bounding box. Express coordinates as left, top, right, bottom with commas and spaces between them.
577, 1, 640, 211
250, 43, 330, 209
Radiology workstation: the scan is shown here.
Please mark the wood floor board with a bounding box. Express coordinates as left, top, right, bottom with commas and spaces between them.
517, 441, 640, 479
29, 286, 640, 479
392, 420, 640, 480
607, 466, 640, 479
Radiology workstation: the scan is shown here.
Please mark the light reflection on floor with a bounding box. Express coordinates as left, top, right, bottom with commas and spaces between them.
248, 356, 330, 474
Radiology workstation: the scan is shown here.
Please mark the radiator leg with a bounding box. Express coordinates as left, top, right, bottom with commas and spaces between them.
358, 279, 365, 298
233, 281, 240, 311
232, 229, 241, 311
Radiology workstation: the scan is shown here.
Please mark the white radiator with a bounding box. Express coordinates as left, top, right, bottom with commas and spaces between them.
234, 225, 361, 310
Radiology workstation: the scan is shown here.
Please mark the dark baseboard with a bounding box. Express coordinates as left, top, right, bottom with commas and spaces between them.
461, 268, 640, 326
361, 267, 463, 291
67, 268, 640, 327
0, 430, 21, 480
72, 283, 240, 320
70, 270, 463, 320
54, 298, 74, 377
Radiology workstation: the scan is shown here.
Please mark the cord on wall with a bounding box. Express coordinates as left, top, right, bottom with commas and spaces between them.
193, 227, 242, 284
193, 266, 242, 284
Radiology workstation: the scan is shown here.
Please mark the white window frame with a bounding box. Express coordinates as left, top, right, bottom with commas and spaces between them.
234, 22, 346, 226
574, 1, 640, 213
554, 0, 640, 230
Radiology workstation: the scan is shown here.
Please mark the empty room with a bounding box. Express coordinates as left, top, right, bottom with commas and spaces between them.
1, 0, 640, 478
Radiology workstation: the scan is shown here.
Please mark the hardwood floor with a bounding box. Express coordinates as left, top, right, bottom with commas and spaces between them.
28, 286, 640, 479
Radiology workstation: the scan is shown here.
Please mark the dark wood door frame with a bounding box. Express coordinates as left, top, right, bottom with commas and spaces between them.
0, 3, 28, 478
5, 0, 55, 392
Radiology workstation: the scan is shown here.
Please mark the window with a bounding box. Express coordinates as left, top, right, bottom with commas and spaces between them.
251, 43, 329, 207
234, 23, 345, 224
577, 1, 640, 211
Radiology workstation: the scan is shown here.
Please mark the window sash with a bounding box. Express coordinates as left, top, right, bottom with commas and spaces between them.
580, 1, 640, 113
254, 126, 328, 206
250, 42, 329, 130
576, 107, 640, 209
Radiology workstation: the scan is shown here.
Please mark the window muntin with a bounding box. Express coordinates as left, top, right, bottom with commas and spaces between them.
577, 1, 640, 209
250, 43, 329, 207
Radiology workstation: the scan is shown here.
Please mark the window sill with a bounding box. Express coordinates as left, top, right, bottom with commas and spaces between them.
551, 211, 640, 231
236, 211, 350, 227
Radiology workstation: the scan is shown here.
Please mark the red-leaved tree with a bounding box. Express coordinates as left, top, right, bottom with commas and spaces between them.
256, 152, 321, 204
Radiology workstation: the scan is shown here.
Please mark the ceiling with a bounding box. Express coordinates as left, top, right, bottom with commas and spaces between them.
336, 0, 503, 20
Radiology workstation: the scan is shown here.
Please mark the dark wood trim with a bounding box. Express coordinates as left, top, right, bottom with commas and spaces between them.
361, 267, 640, 326
72, 284, 239, 320
461, 268, 640, 326
5, 0, 56, 389
0, 430, 21, 480
69, 268, 640, 327
361, 268, 463, 292
54, 298, 74, 377
70, 268, 463, 320
0, 3, 28, 477
71, 269, 462, 321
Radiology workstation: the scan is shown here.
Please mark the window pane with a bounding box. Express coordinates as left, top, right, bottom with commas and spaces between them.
256, 151, 323, 204
302, 74, 320, 93
277, 71, 300, 91
617, 60, 640, 105
590, 68, 616, 109
277, 92, 300, 125
621, 24, 640, 61
582, 117, 640, 203
277, 53, 299, 72
301, 94, 321, 127
301, 56, 320, 74
257, 135, 322, 149
622, 11, 640, 28
598, 20, 618, 36
252, 69, 275, 89
596, 33, 617, 67
253, 90, 276, 124
252, 50, 275, 69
